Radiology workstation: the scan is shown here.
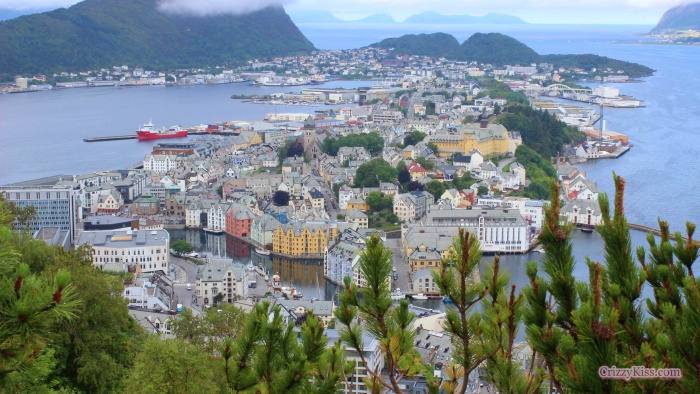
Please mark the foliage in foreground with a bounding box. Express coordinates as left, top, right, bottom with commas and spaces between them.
2, 172, 699, 393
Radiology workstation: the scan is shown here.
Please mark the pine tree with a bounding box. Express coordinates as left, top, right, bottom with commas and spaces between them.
222, 301, 350, 393
432, 229, 485, 394
335, 235, 434, 393
0, 197, 80, 390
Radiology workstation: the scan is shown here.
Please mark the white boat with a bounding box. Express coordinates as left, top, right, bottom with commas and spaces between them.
411, 293, 428, 300
202, 227, 224, 235
391, 289, 405, 301
255, 247, 271, 256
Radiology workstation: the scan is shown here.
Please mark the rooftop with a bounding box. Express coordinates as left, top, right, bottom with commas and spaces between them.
77, 229, 169, 248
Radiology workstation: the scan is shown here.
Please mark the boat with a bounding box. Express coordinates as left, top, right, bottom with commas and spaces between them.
391, 289, 405, 301
411, 293, 428, 301
271, 274, 282, 290
442, 296, 453, 304
136, 121, 188, 141
255, 247, 271, 256
202, 227, 224, 235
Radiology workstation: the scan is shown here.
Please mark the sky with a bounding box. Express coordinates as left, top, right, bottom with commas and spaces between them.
0, 0, 690, 25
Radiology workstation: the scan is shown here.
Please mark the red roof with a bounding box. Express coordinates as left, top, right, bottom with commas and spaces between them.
408, 162, 427, 173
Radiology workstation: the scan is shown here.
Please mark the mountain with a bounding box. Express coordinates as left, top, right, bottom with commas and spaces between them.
651, 2, 700, 33
459, 33, 538, 64
289, 10, 344, 24
404, 11, 526, 25
371, 32, 654, 77
0, 0, 315, 77
354, 13, 396, 24
373, 33, 460, 58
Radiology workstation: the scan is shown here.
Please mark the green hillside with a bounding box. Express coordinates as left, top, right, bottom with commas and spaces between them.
0, 0, 315, 77
371, 32, 654, 78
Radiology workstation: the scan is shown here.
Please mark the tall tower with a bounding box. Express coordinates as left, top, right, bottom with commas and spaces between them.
303, 116, 317, 161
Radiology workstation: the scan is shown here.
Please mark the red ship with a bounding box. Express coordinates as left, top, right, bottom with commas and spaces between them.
136, 121, 188, 141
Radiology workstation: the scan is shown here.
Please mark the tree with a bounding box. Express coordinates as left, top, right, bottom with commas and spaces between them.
354, 159, 397, 187
223, 302, 349, 393
427, 142, 440, 155
126, 337, 220, 394
425, 180, 447, 202
366, 191, 393, 213
522, 177, 700, 393
273, 190, 290, 206
50, 246, 145, 394
433, 230, 486, 394
416, 156, 435, 171
322, 132, 384, 156
171, 239, 194, 254
335, 236, 435, 393
407, 181, 424, 191
403, 130, 426, 147
397, 161, 411, 186
477, 185, 489, 196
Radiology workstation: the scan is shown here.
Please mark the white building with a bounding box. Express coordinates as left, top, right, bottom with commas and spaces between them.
393, 191, 430, 223
143, 154, 178, 174
77, 229, 169, 273
406, 207, 530, 254
327, 329, 384, 394
562, 199, 602, 227
324, 229, 366, 286
207, 202, 230, 232
195, 259, 247, 306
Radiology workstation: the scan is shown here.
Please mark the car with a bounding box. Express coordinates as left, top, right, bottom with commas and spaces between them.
186, 283, 192, 291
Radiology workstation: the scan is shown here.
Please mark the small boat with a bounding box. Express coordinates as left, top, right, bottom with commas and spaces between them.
271, 274, 282, 290
580, 227, 595, 233
442, 296, 453, 304
411, 293, 428, 301
255, 247, 271, 256
391, 289, 405, 301
202, 228, 224, 235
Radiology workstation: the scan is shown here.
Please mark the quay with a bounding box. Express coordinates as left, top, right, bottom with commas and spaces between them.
83, 131, 240, 143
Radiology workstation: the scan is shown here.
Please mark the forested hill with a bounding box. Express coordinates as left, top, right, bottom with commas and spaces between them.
371, 32, 654, 78
0, 0, 315, 76
651, 2, 700, 33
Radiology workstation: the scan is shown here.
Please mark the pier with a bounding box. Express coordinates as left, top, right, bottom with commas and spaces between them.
83, 131, 240, 143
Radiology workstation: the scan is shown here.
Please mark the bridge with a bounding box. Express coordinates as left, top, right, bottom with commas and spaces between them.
578, 222, 689, 242
527, 83, 593, 96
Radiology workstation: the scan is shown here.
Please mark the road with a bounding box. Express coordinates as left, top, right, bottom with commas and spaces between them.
169, 255, 202, 315
385, 238, 411, 293
497, 157, 516, 171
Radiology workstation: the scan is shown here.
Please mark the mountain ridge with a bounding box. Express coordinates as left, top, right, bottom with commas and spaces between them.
371, 32, 654, 78
651, 2, 700, 33
0, 0, 315, 77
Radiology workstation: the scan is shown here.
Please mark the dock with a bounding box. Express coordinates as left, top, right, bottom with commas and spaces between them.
83, 131, 240, 143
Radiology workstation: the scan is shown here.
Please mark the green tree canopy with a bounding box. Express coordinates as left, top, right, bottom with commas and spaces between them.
354, 159, 397, 187
322, 132, 384, 156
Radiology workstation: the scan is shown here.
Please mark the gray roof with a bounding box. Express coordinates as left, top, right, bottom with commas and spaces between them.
276, 299, 333, 317
77, 229, 169, 248
197, 259, 245, 282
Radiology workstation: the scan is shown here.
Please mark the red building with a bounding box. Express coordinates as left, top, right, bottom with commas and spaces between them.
225, 208, 255, 238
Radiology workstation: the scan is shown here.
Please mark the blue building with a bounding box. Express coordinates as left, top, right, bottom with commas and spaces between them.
0, 175, 81, 243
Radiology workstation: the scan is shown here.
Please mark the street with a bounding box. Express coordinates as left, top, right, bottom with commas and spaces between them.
169, 256, 202, 315
385, 238, 411, 293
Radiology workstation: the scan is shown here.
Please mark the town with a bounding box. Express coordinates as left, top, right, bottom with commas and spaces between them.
0, 45, 625, 392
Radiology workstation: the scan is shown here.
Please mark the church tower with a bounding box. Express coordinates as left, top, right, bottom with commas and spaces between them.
303, 116, 318, 161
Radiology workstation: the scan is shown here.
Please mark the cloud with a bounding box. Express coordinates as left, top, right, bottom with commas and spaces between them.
0, 0, 78, 10
157, 0, 295, 16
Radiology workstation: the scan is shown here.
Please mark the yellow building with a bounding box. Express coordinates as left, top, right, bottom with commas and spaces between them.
346, 199, 369, 212
429, 121, 521, 158
272, 221, 339, 256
